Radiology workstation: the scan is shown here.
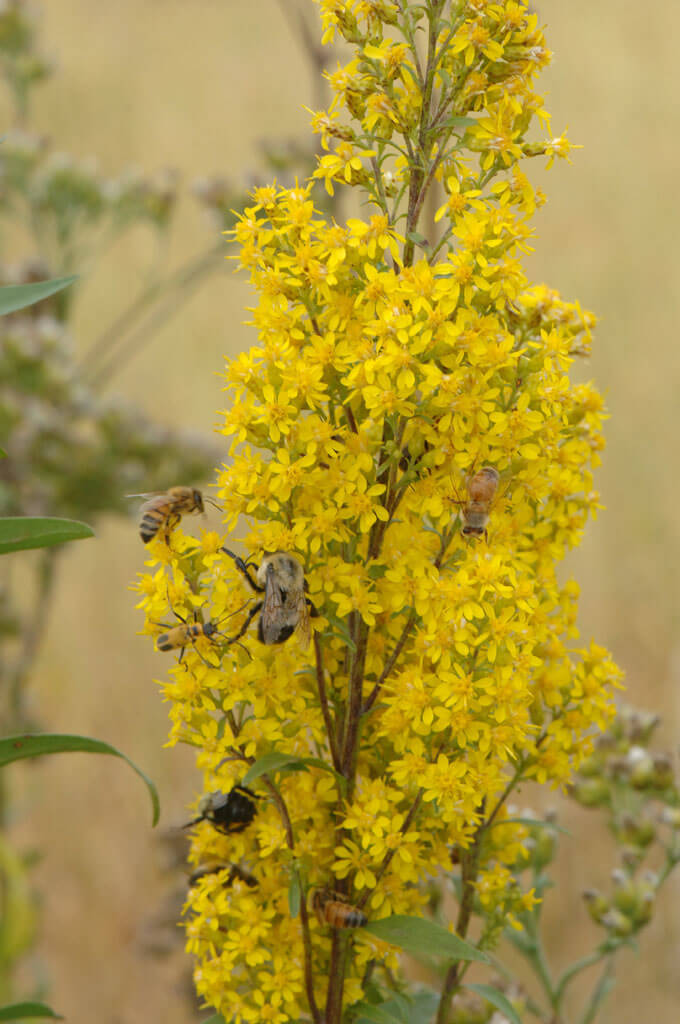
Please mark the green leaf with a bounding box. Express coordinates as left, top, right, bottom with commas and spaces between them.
242, 751, 343, 788
0, 734, 159, 827
324, 612, 357, 651
355, 1005, 402, 1024
242, 752, 310, 786
0, 275, 77, 317
406, 231, 430, 249
0, 517, 94, 555
364, 915, 489, 964
288, 872, 301, 918
465, 984, 522, 1024
0, 1003, 62, 1021
355, 992, 439, 1024
200, 1016, 228, 1024
0, 446, 6, 458
443, 115, 477, 130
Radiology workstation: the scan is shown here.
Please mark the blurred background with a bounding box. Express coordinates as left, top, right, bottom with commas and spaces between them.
2, 0, 678, 1021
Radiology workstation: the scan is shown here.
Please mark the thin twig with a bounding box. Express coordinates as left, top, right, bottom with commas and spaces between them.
80, 242, 222, 377
6, 548, 58, 723
344, 403, 359, 434
340, 619, 369, 784
357, 790, 423, 912
86, 245, 223, 390
274, 0, 331, 111
259, 770, 323, 1024
314, 632, 341, 770
362, 610, 416, 713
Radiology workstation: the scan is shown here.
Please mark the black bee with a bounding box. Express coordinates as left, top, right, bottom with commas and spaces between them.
221, 548, 318, 647
188, 862, 258, 888
183, 785, 259, 835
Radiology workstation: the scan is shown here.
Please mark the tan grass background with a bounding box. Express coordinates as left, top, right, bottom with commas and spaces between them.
7, 1, 680, 1021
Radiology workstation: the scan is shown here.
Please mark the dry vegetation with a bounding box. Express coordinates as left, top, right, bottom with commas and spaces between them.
6, 1, 679, 1021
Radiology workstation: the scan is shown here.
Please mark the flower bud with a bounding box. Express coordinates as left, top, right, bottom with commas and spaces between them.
583, 888, 609, 923
600, 908, 633, 937
568, 777, 610, 808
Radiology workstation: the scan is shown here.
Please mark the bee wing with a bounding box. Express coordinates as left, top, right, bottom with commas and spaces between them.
260, 571, 286, 644
294, 590, 311, 648
125, 491, 165, 499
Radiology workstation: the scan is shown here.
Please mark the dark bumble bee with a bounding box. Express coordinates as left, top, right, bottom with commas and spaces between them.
188, 862, 258, 889
183, 785, 259, 835
221, 548, 318, 647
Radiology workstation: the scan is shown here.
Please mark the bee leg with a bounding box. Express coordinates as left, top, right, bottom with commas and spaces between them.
233, 785, 261, 800
223, 600, 263, 646
306, 598, 320, 618
221, 547, 264, 594
165, 511, 182, 545
218, 820, 251, 836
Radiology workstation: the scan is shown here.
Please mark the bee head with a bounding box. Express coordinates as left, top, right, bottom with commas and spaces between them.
257, 551, 305, 590
193, 489, 205, 513
198, 791, 222, 816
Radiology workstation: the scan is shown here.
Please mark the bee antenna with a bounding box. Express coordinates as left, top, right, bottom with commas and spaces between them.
182, 815, 202, 830
234, 640, 252, 661
216, 598, 253, 626
204, 497, 223, 511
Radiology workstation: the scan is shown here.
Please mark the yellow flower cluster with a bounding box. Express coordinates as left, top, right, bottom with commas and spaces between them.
134, 2, 620, 1021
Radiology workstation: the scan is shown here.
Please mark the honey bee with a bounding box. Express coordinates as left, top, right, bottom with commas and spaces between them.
452, 466, 501, 541
183, 785, 260, 835
221, 549, 318, 647
188, 862, 258, 888
311, 889, 367, 929
128, 486, 220, 544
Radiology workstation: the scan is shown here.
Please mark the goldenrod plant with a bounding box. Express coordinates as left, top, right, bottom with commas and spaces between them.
130, 2, 665, 1022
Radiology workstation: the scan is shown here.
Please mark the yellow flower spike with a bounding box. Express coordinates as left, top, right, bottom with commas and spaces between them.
135, 3, 621, 1021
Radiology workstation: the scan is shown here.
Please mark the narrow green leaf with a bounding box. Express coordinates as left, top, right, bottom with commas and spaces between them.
444, 115, 477, 130
0, 446, 6, 458
0, 1003, 62, 1021
242, 752, 310, 786
355, 1005, 402, 1024
364, 915, 489, 964
242, 751, 344, 789
324, 612, 357, 651
355, 992, 439, 1024
200, 1016, 228, 1024
0, 517, 94, 555
406, 231, 429, 249
465, 984, 522, 1024
297, 756, 345, 783
0, 734, 159, 826
288, 872, 301, 918
0, 275, 77, 317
